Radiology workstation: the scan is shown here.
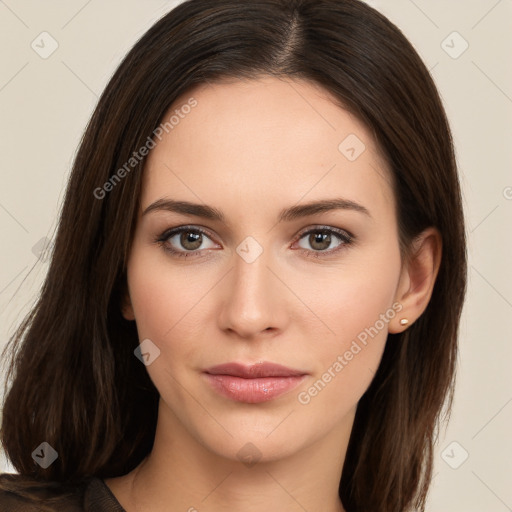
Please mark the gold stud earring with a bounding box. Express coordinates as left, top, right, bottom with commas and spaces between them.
400, 318, 409, 326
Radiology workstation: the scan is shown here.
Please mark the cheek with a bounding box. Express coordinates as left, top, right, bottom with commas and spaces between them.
294, 255, 401, 409
296, 290, 393, 416
292, 253, 400, 347
126, 245, 226, 396
126, 244, 208, 339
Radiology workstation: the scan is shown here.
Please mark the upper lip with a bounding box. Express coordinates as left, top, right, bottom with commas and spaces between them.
204, 362, 307, 378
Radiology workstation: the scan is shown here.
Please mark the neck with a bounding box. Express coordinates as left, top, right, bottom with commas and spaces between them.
110, 400, 353, 512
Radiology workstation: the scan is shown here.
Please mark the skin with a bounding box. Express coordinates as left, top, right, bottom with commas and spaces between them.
105, 76, 441, 512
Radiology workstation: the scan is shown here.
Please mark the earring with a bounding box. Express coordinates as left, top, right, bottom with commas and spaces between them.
399, 318, 409, 326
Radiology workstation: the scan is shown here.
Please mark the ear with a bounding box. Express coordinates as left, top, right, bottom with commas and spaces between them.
389, 227, 442, 333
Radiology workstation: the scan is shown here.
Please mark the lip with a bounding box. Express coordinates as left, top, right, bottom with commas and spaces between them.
203, 362, 308, 403
205, 362, 306, 378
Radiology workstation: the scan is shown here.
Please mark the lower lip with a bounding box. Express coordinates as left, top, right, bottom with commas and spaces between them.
203, 373, 307, 403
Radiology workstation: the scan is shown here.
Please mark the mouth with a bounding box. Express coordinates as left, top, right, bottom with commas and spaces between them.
203, 362, 308, 403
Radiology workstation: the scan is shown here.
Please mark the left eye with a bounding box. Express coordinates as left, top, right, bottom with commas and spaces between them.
296, 227, 352, 253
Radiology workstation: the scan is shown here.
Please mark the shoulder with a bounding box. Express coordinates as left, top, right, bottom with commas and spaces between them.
0, 472, 89, 511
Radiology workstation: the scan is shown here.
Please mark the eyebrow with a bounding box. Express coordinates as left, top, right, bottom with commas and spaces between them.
142, 197, 371, 223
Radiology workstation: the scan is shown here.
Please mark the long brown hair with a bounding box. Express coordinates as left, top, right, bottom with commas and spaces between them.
1, 1, 467, 510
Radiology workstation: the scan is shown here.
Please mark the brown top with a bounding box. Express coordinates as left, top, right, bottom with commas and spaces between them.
0, 473, 126, 511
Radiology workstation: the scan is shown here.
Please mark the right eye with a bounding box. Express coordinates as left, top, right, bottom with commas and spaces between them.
155, 226, 219, 258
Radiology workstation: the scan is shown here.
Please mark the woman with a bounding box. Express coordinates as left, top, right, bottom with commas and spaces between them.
0, 0, 467, 511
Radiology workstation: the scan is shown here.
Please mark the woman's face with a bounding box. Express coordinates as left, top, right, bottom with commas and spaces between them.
123, 76, 406, 463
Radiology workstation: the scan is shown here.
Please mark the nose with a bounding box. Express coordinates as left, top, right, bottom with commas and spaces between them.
217, 244, 288, 340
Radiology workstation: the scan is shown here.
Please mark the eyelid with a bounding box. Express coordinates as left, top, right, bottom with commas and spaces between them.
293, 225, 353, 244
156, 225, 219, 249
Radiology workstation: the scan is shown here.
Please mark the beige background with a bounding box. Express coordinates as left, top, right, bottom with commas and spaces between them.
0, 1, 511, 510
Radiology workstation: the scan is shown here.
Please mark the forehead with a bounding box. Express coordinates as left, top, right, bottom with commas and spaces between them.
141, 76, 394, 221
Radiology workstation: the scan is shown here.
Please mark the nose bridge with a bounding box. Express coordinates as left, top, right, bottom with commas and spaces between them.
219, 236, 283, 337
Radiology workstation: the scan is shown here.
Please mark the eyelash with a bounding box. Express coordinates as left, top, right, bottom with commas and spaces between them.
154, 225, 354, 260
